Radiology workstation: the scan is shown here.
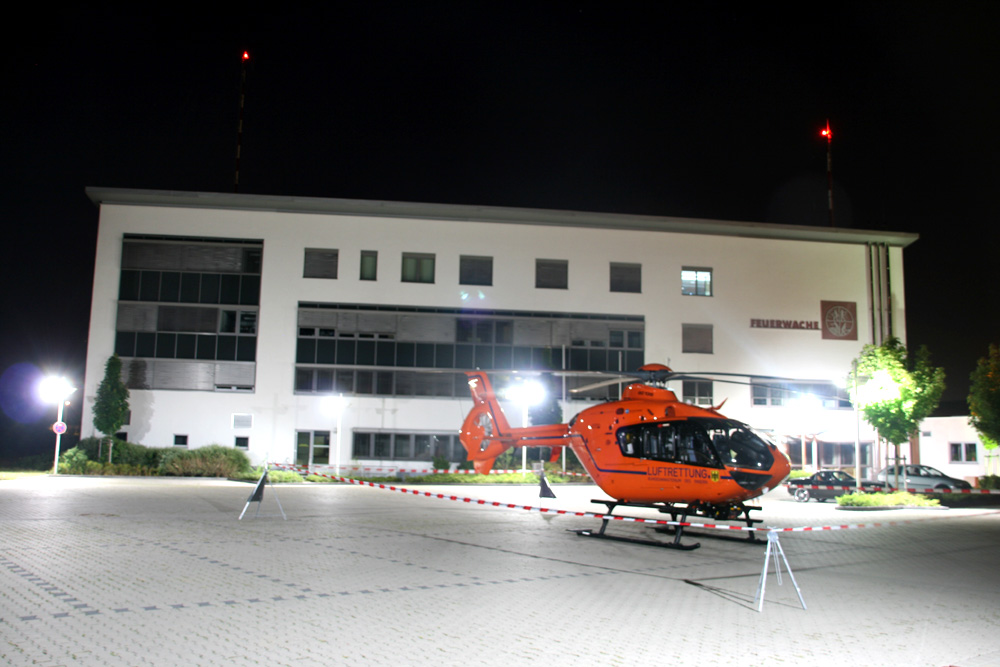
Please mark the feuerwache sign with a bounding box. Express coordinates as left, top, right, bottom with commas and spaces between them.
750, 319, 819, 330
750, 301, 858, 341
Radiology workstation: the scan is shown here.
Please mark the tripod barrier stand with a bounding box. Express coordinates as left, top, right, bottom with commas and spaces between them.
238, 466, 287, 520
754, 529, 806, 612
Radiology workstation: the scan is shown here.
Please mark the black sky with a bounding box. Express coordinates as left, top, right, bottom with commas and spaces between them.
3, 2, 998, 455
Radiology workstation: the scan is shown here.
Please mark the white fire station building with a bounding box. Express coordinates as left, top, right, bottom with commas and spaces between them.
81, 187, 976, 480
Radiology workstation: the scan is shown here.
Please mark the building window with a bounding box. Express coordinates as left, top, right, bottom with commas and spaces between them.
402, 253, 435, 283
681, 267, 712, 296
232, 413, 253, 429
173, 435, 188, 447
296, 430, 331, 467
536, 259, 568, 289
751, 381, 850, 409
682, 324, 713, 354
950, 442, 978, 463
682, 380, 713, 406
459, 255, 493, 286
304, 249, 339, 279
352, 431, 465, 463
360, 250, 378, 281
116, 236, 262, 392
235, 436, 249, 449
610, 263, 641, 293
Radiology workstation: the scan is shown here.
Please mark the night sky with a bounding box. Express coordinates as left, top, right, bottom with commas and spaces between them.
3, 2, 998, 456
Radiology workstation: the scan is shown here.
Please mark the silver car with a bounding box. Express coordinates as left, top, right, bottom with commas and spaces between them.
875, 464, 972, 492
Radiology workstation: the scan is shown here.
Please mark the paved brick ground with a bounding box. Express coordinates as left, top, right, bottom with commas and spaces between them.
1, 476, 998, 666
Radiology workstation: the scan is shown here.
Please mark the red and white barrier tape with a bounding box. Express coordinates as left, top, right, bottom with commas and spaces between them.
321, 466, 590, 478
270, 463, 990, 534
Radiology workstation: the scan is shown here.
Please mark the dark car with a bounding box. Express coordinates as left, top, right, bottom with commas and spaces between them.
786, 470, 878, 502
875, 464, 972, 492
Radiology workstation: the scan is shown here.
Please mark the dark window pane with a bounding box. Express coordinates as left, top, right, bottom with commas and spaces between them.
239, 275, 260, 305
335, 370, 353, 393
160, 272, 180, 302
396, 342, 415, 366
356, 371, 374, 394
200, 273, 220, 304
376, 372, 394, 395
295, 368, 314, 392
219, 274, 240, 303
115, 331, 136, 357
155, 333, 176, 358
494, 346, 512, 369
237, 337, 256, 361
316, 369, 334, 392
196, 335, 216, 360
336, 339, 356, 364
376, 341, 396, 366
180, 273, 200, 302
455, 344, 474, 369
474, 345, 493, 368
140, 271, 160, 301
220, 310, 237, 333
176, 334, 196, 359
434, 344, 454, 368
316, 339, 337, 364
512, 347, 532, 369
119, 270, 140, 301
415, 343, 435, 367
217, 335, 237, 360
136, 332, 156, 358
352, 433, 371, 458
297, 338, 316, 363
589, 349, 608, 372
356, 340, 375, 365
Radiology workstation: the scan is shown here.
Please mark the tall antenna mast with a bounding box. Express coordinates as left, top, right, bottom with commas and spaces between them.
234, 51, 250, 193
820, 119, 834, 227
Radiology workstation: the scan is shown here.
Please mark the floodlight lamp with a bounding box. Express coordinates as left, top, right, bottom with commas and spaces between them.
321, 394, 348, 417
38, 376, 75, 404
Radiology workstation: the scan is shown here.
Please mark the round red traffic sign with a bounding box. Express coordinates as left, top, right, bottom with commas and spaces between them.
52, 421, 67, 435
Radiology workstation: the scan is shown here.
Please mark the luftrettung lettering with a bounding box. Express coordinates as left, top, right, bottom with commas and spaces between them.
750, 319, 819, 330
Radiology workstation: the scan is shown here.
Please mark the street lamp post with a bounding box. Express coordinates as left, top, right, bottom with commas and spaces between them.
322, 394, 349, 477
38, 376, 76, 475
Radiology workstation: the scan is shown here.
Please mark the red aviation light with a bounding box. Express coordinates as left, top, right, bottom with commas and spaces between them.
242, 51, 250, 61
820, 120, 832, 140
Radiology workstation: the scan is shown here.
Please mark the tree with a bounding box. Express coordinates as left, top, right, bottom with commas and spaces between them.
849, 337, 945, 447
93, 354, 130, 462
968, 344, 1000, 472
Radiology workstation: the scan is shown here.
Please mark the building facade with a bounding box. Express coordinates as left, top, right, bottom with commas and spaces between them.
83, 188, 924, 478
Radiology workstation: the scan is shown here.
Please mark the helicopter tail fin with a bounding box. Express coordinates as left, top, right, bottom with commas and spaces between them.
460, 372, 518, 474
459, 372, 573, 474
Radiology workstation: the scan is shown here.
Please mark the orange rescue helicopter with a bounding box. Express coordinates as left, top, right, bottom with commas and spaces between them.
458, 364, 792, 549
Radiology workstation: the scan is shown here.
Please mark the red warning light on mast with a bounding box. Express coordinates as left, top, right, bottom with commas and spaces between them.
820, 119, 832, 141
242, 51, 250, 61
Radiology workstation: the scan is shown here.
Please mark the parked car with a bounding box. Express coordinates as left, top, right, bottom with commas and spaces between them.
875, 464, 972, 492
786, 470, 879, 502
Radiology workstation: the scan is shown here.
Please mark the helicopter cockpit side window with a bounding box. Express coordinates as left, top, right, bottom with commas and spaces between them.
616, 421, 721, 467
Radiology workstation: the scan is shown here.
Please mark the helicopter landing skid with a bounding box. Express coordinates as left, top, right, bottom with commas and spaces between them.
652, 501, 764, 545
572, 500, 706, 550
574, 500, 763, 550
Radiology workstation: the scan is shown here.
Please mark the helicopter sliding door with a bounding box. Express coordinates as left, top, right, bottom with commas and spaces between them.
616, 420, 723, 468
616, 418, 774, 471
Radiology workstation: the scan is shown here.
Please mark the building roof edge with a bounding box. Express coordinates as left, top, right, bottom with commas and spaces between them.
85, 187, 920, 247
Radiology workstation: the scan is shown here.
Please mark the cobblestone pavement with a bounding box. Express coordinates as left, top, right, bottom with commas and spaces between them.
1, 476, 998, 666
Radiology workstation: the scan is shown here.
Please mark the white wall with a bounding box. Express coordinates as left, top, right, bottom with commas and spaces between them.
82, 199, 909, 468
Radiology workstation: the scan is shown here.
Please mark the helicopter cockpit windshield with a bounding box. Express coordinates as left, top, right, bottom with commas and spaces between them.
616, 418, 775, 471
